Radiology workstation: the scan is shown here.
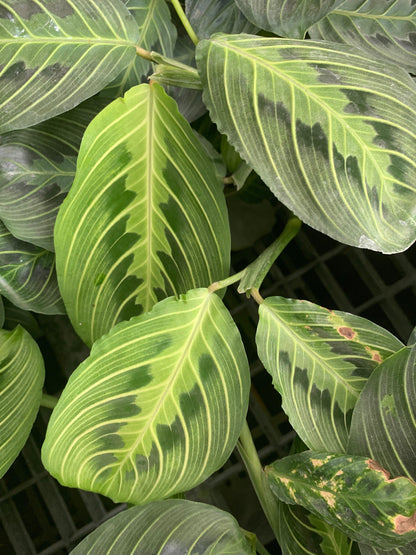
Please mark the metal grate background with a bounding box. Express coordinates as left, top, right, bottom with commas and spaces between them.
1, 214, 415, 554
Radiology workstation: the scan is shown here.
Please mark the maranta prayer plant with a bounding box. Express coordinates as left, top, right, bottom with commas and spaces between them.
1, 1, 416, 553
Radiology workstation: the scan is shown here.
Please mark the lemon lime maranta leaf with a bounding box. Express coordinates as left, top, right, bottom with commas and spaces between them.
267, 452, 416, 550
0, 97, 108, 251
42, 289, 250, 505
0, 221, 64, 314
234, 0, 343, 38
255, 296, 403, 452
55, 83, 230, 346
0, 325, 44, 478
0, 0, 140, 133
185, 0, 257, 40
277, 502, 357, 555
70, 499, 255, 554
196, 34, 416, 254
309, 0, 416, 74
348, 345, 416, 555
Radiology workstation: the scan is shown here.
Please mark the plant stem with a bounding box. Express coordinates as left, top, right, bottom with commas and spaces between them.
241, 529, 272, 555
135, 46, 154, 61
170, 0, 199, 45
208, 269, 245, 293
40, 393, 58, 409
237, 421, 280, 542
238, 216, 301, 294
255, 539, 273, 555
250, 288, 264, 305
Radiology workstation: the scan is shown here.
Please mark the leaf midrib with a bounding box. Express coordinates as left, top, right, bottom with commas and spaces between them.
0, 37, 136, 46
331, 10, 416, 21
103, 291, 212, 489
263, 302, 361, 397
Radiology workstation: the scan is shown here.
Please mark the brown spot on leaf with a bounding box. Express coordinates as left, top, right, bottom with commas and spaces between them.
337, 326, 356, 340
367, 459, 390, 480
394, 512, 416, 534
311, 458, 324, 467
321, 490, 336, 508
365, 345, 383, 363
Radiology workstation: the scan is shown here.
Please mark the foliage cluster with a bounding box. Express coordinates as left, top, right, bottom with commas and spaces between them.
1, 1, 416, 553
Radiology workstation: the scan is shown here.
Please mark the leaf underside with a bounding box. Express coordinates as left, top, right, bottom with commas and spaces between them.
70, 499, 254, 554
42, 289, 250, 505
196, 34, 416, 253
55, 83, 230, 346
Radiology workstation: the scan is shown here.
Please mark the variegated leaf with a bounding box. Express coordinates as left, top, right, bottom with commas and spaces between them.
186, 0, 257, 40
234, 0, 343, 38
70, 499, 255, 554
309, 0, 416, 74
348, 344, 416, 553
102, 0, 177, 98
0, 325, 44, 478
0, 97, 108, 251
0, 0, 139, 132
0, 220, 64, 314
267, 452, 416, 550
42, 289, 250, 505
255, 297, 403, 451
278, 502, 357, 555
196, 35, 416, 253
55, 83, 230, 346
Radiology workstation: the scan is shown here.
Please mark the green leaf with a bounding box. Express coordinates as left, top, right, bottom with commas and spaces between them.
185, 0, 257, 40
267, 451, 416, 550
70, 499, 255, 554
255, 296, 403, 451
234, 0, 343, 38
55, 83, 230, 346
277, 502, 357, 555
309, 1, 416, 74
348, 345, 416, 485
358, 541, 415, 555
2, 298, 41, 338
0, 0, 140, 132
0, 325, 44, 478
196, 34, 416, 254
0, 96, 108, 251
102, 0, 177, 98
0, 296, 4, 328
41, 289, 250, 504
0, 221, 64, 314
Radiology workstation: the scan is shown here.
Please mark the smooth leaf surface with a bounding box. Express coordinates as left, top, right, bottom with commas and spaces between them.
0, 0, 139, 132
348, 345, 416, 487
186, 0, 257, 40
0, 97, 108, 251
55, 83, 230, 346
0, 221, 64, 314
349, 345, 416, 555
0, 325, 44, 478
267, 451, 416, 550
277, 502, 357, 555
42, 289, 250, 504
102, 0, 177, 98
235, 0, 342, 38
309, 0, 416, 74
0, 296, 3, 328
196, 34, 416, 253
2, 298, 41, 337
256, 296, 403, 451
70, 499, 255, 554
